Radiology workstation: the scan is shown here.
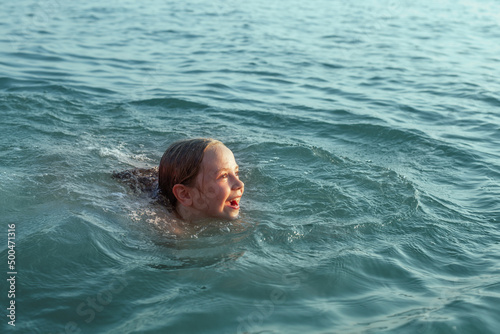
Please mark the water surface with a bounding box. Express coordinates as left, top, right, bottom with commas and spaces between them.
1, 0, 499, 333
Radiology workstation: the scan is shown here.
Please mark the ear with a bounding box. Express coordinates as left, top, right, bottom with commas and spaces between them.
172, 184, 193, 206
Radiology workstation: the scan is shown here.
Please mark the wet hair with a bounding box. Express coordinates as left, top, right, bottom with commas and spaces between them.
158, 138, 222, 208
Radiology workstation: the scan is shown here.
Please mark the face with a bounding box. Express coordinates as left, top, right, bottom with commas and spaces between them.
189, 144, 244, 221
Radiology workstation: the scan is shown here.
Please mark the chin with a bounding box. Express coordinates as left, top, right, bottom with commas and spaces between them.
222, 212, 240, 221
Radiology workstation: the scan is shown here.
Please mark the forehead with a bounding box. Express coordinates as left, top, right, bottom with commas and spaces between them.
202, 144, 237, 171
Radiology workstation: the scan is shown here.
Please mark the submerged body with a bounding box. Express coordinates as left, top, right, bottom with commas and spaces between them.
113, 138, 244, 236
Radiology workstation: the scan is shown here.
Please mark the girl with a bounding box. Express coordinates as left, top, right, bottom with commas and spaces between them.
114, 138, 244, 224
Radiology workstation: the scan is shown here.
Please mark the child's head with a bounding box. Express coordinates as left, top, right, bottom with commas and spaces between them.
158, 138, 244, 222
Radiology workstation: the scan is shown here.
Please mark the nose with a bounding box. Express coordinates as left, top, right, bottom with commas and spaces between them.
232, 176, 244, 191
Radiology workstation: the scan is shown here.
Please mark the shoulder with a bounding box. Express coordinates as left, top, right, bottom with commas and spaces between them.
112, 167, 159, 193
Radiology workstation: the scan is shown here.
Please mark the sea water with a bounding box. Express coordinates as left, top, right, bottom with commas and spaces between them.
1, 0, 499, 333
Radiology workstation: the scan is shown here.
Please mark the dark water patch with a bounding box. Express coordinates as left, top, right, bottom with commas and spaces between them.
61, 51, 151, 66
305, 76, 329, 83
477, 93, 500, 107
23, 69, 73, 78
181, 69, 213, 75
129, 97, 210, 110
284, 103, 355, 119
71, 84, 117, 96
8, 51, 65, 62
203, 82, 234, 91
0, 76, 49, 90
260, 77, 295, 85
300, 83, 370, 102
320, 62, 345, 69
219, 68, 285, 78
4, 82, 115, 99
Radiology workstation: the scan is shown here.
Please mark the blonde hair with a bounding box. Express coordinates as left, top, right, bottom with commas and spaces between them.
158, 138, 222, 208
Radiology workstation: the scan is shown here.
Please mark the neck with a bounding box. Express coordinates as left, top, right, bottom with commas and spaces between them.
175, 203, 204, 223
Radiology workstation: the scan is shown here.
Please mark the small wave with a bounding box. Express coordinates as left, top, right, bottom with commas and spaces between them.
0, 76, 48, 90
97, 146, 153, 166
478, 93, 500, 107
3, 81, 116, 98
129, 97, 210, 110
320, 62, 345, 69
219, 68, 285, 78
9, 51, 65, 62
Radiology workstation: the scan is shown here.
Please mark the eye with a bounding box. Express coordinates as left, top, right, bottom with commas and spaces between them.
220, 173, 228, 179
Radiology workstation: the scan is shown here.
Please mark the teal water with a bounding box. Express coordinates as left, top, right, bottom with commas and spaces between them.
1, 0, 500, 333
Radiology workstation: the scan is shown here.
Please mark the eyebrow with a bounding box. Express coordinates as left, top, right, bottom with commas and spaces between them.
214, 165, 239, 175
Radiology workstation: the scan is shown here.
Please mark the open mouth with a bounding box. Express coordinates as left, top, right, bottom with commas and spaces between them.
227, 198, 240, 209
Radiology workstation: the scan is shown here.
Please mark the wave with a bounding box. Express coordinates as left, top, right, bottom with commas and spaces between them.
129, 97, 211, 110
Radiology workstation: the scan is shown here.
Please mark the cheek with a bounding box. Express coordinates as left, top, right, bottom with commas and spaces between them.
203, 183, 228, 203
191, 190, 208, 209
